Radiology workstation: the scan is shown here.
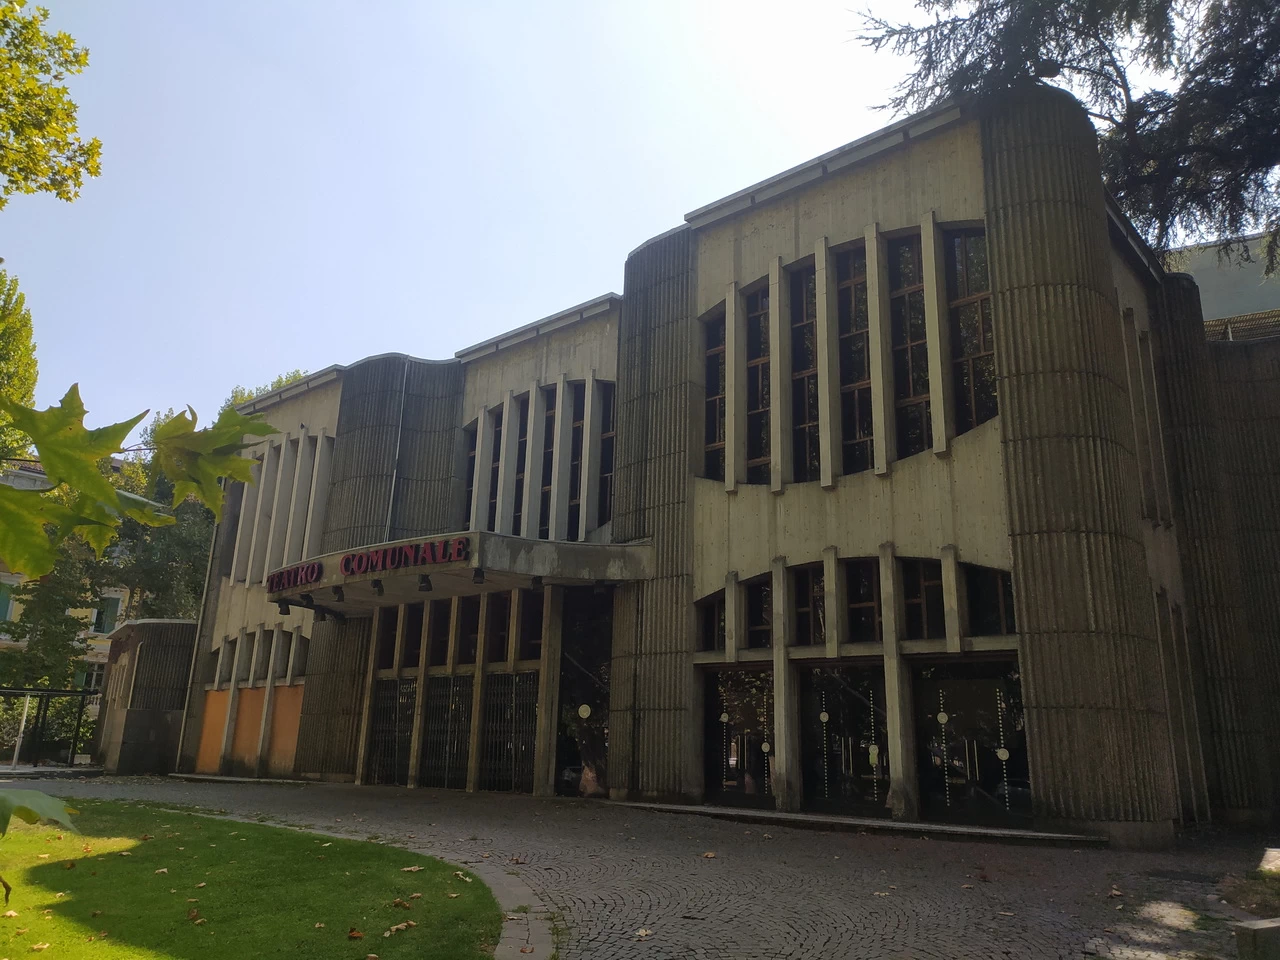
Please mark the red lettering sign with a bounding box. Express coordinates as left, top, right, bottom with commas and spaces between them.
330, 537, 471, 584
266, 561, 324, 594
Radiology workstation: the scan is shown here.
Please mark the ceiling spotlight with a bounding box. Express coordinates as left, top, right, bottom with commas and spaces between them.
418, 574, 433, 593
332, 586, 345, 603
371, 579, 384, 598
530, 575, 543, 589
472, 568, 485, 585
276, 601, 291, 616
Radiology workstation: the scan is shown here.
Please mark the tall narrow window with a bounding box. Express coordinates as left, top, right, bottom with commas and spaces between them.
745, 288, 771, 484
566, 382, 586, 541
698, 592, 726, 652
401, 602, 424, 669
458, 595, 481, 664
965, 564, 1015, 635
745, 578, 772, 649
463, 425, 477, 528
704, 313, 727, 481
427, 599, 452, 667
790, 268, 820, 483
844, 558, 881, 642
947, 229, 997, 434
890, 236, 932, 458
597, 381, 616, 525
902, 558, 945, 640
486, 592, 510, 663
518, 589, 544, 661
486, 409, 503, 531
538, 386, 556, 539
792, 566, 824, 645
836, 245, 874, 474
512, 396, 529, 536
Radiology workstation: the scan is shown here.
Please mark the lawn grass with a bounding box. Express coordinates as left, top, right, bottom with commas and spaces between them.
0, 797, 501, 958
1224, 868, 1280, 918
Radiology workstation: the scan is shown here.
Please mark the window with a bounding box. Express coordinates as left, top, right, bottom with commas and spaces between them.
745, 578, 772, 649
81, 662, 105, 691
966, 565, 1016, 635
947, 229, 997, 434
538, 386, 556, 539
789, 268, 821, 483
92, 596, 121, 635
902, 558, 945, 640
745, 288, 771, 484
518, 589, 544, 661
427, 599, 452, 667
704, 312, 727, 481
566, 382, 586, 541
889, 235, 932, 458
698, 592, 726, 652
486, 409, 503, 532
598, 381, 616, 525
463, 425, 477, 528
792, 566, 824, 646
0, 582, 12, 623
374, 606, 398, 670
486, 592, 510, 663
457, 595, 481, 664
836, 245, 874, 474
845, 558, 881, 642
512, 397, 529, 536
401, 602, 424, 669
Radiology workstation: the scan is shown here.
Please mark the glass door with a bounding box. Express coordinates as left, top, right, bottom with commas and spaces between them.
800, 664, 890, 816
704, 668, 774, 808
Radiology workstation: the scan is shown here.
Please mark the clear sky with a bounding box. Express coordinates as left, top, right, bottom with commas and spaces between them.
0, 0, 910, 438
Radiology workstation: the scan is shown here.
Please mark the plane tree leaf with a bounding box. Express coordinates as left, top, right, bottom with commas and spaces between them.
151, 406, 276, 520
0, 790, 77, 838
0, 485, 73, 577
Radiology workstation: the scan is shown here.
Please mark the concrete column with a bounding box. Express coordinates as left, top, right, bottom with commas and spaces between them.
580, 373, 603, 538
407, 602, 433, 788
723, 571, 742, 664
391, 603, 407, 677
217, 628, 248, 774
879, 542, 919, 819
466, 594, 490, 792
822, 546, 845, 659
815, 236, 841, 489
770, 557, 801, 810
263, 436, 298, 580
505, 588, 522, 670
494, 391, 521, 534
301, 431, 332, 560
768, 257, 792, 492
521, 382, 546, 536
922, 212, 954, 455
231, 460, 261, 583
941, 544, 963, 653
533, 586, 563, 797
285, 628, 302, 685
246, 441, 280, 584
445, 597, 461, 673
281, 429, 315, 566
866, 224, 895, 473
353, 616, 380, 786
724, 281, 745, 492
254, 624, 283, 777
469, 406, 494, 532
548, 375, 573, 540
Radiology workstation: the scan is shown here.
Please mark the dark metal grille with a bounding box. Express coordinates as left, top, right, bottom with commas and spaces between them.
419, 674, 472, 789
368, 677, 416, 785
479, 671, 538, 793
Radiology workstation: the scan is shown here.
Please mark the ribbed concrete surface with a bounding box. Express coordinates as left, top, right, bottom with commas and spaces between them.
294, 616, 371, 778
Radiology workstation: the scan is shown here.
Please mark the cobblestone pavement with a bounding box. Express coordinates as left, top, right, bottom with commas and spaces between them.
34, 777, 1271, 959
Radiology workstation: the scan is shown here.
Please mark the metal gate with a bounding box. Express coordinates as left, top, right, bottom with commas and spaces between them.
799, 665, 890, 816
479, 672, 538, 792
419, 674, 472, 789
704, 669, 774, 808
368, 677, 416, 785
0, 688, 96, 768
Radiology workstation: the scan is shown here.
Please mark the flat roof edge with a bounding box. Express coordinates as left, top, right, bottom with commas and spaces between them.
455, 292, 622, 361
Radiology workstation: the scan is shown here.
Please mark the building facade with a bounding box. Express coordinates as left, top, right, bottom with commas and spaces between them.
175, 85, 1280, 847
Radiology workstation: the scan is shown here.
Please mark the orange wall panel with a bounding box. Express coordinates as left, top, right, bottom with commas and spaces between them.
266, 684, 304, 778
195, 689, 229, 774
230, 687, 265, 769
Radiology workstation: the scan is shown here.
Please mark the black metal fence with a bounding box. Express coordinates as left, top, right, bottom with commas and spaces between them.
0, 688, 98, 768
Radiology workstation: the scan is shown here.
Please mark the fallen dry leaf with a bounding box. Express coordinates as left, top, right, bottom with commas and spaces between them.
196, 882, 206, 889
452, 871, 472, 882
321, 842, 331, 847
999, 911, 1015, 917
521, 949, 534, 955
401, 865, 424, 873
118, 852, 131, 857
701, 852, 716, 859
314, 922, 325, 928
961, 884, 974, 889
408, 893, 422, 900
637, 928, 653, 938
873, 891, 889, 897
63, 862, 75, 870
194, 918, 207, 926
90, 911, 101, 918
36, 855, 48, 860
1108, 887, 1124, 898
3, 910, 17, 918
187, 909, 201, 921
81, 845, 91, 853
17, 926, 28, 933
391, 899, 411, 910
348, 927, 364, 940
186, 899, 198, 903
447, 893, 459, 899
169, 889, 176, 894
140, 835, 153, 841
481, 853, 491, 859
155, 868, 168, 875
763, 834, 773, 839
365, 955, 379, 960
30, 943, 49, 951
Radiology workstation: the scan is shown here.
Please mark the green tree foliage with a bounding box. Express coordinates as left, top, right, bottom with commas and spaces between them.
0, 270, 36, 458
222, 369, 308, 413
860, 0, 1280, 271
0, 2, 101, 210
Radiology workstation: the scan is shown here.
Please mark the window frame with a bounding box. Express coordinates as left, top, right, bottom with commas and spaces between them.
597, 381, 616, 525
512, 395, 529, 536
789, 267, 820, 483
744, 576, 772, 649
698, 591, 726, 652
486, 408, 503, 532
744, 287, 771, 484
901, 557, 945, 641
836, 243, 874, 475
566, 382, 586, 541
946, 228, 997, 434
843, 557, 882, 643
888, 234, 933, 458
791, 565, 825, 646
704, 311, 727, 481
538, 385, 556, 540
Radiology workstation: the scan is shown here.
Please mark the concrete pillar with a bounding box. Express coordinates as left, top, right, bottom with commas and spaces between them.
230, 460, 261, 583
922, 212, 954, 455
822, 546, 844, 659
246, 441, 280, 583
469, 406, 494, 532
254, 624, 283, 777
724, 281, 745, 492
301, 431, 332, 560
866, 224, 895, 473
548, 375, 573, 540
879, 542, 919, 819
533, 586, 563, 797
391, 603, 407, 676
941, 545, 963, 653
445, 597, 461, 672
217, 628, 248, 774
466, 594, 489, 792
263, 437, 298, 580
521, 382, 546, 537
580, 373, 603, 538
494, 392, 521, 534
768, 258, 792, 492
770, 557, 801, 811
281, 429, 315, 566
505, 589, 522, 670
815, 237, 841, 489
407, 601, 433, 788
723, 571, 741, 664
353, 615, 380, 786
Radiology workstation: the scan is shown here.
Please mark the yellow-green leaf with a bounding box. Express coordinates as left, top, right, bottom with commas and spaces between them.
0, 484, 73, 576
151, 405, 276, 519
0, 790, 77, 837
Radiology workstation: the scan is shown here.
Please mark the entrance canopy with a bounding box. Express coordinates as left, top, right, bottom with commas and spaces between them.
265, 530, 653, 616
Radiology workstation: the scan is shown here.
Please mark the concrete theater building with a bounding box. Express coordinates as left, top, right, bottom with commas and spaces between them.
176, 86, 1280, 846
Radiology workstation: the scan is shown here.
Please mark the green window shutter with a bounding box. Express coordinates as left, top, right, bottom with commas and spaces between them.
0, 582, 11, 621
